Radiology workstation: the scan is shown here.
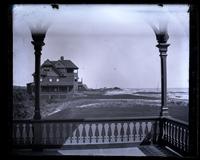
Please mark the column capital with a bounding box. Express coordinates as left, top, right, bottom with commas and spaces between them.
31, 32, 46, 52
31, 41, 45, 53
156, 43, 170, 55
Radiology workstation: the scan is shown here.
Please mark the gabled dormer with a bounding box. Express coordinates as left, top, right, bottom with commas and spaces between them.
54, 60, 65, 69
42, 59, 52, 67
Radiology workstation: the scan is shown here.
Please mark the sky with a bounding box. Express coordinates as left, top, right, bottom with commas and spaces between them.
13, 4, 189, 89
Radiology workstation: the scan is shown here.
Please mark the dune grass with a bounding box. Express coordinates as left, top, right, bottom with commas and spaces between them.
13, 88, 188, 122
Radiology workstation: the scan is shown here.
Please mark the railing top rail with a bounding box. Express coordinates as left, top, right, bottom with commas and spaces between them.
162, 116, 189, 127
13, 116, 160, 123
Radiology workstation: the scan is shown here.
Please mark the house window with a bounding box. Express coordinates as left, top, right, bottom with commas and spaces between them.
49, 78, 52, 82
40, 78, 42, 82
56, 78, 59, 82
44, 68, 50, 72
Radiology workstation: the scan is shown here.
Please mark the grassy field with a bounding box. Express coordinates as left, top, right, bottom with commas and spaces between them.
44, 89, 188, 122
45, 96, 188, 122
13, 87, 188, 122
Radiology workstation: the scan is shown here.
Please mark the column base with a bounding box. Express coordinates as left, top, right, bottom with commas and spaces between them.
160, 107, 169, 117
33, 111, 41, 120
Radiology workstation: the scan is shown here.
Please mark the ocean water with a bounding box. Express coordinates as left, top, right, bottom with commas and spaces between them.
104, 88, 188, 102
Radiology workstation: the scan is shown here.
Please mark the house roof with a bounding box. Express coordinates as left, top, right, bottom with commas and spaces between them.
33, 57, 79, 76
51, 59, 78, 69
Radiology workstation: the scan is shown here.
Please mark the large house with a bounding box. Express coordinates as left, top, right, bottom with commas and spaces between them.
27, 56, 87, 99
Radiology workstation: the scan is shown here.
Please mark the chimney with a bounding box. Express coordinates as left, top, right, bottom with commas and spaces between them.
60, 56, 64, 61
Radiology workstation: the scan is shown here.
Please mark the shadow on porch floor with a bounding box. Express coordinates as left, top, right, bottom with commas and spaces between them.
12, 144, 180, 157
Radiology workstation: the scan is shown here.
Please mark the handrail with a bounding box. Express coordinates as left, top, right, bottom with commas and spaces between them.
162, 116, 188, 127
13, 116, 160, 123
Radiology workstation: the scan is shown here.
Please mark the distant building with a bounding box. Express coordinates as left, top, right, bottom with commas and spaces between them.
78, 78, 88, 91
27, 56, 87, 99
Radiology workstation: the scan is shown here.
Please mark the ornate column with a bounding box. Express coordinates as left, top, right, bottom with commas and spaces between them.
155, 31, 170, 117
31, 32, 46, 120
154, 31, 170, 145
156, 42, 170, 117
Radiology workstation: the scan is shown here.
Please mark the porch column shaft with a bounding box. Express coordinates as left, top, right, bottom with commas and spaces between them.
156, 43, 170, 117
34, 51, 41, 120
31, 33, 46, 120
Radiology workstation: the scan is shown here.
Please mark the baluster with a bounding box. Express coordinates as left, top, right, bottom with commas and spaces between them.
174, 124, 177, 147
46, 123, 50, 144
183, 128, 186, 151
170, 123, 172, 144
138, 122, 143, 141
13, 123, 17, 144
41, 123, 46, 144
75, 125, 80, 144
108, 123, 112, 142
65, 123, 70, 144
181, 127, 184, 150
157, 121, 160, 141
174, 124, 177, 146
73, 123, 78, 143
56, 123, 61, 144
120, 122, 124, 142
114, 123, 118, 142
168, 123, 171, 144
49, 123, 54, 144
70, 123, 73, 143
177, 125, 179, 148
162, 121, 165, 140
19, 123, 24, 144
25, 123, 30, 144
166, 122, 169, 142
173, 124, 176, 146
15, 124, 20, 144
101, 123, 106, 143
179, 127, 182, 150
153, 121, 159, 143
60, 123, 65, 144
30, 124, 34, 144
178, 125, 181, 149
132, 122, 137, 141
186, 129, 189, 152
126, 122, 131, 142
164, 122, 167, 140
82, 123, 86, 143
171, 123, 174, 145
94, 123, 99, 143
62, 123, 66, 143
169, 122, 173, 144
22, 124, 27, 144
144, 122, 149, 137
185, 129, 188, 152
58, 123, 63, 144
56, 122, 63, 145
88, 123, 93, 143
70, 123, 75, 143
52, 123, 57, 144
184, 128, 187, 151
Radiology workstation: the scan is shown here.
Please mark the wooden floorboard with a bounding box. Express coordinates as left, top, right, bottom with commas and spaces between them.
138, 145, 180, 157
12, 144, 181, 157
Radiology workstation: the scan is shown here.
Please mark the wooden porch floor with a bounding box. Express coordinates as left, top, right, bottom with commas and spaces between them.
11, 144, 180, 157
